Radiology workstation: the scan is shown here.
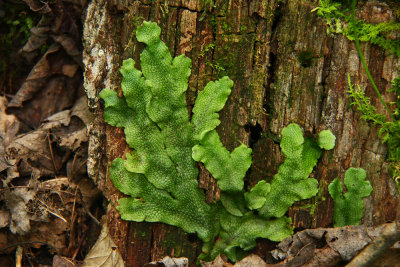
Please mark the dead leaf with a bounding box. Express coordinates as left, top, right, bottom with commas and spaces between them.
2, 176, 77, 244
20, 218, 68, 251
145, 256, 189, 267
10, 41, 81, 128
3, 176, 80, 253
0, 97, 20, 145
0, 97, 20, 173
20, 20, 52, 54
201, 255, 231, 267
3, 188, 37, 234
5, 96, 91, 182
82, 221, 124, 267
6, 129, 55, 180
0, 210, 10, 229
0, 232, 8, 252
23, 0, 52, 14
52, 255, 76, 267
270, 224, 390, 266
52, 34, 81, 58
71, 96, 94, 125
201, 254, 268, 267
9, 44, 59, 108
62, 63, 80, 77
71, 177, 101, 210
42, 110, 72, 129
15, 74, 79, 128
234, 254, 266, 267
327, 225, 375, 261
49, 97, 91, 151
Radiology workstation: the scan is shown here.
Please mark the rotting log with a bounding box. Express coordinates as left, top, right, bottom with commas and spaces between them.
83, 0, 400, 265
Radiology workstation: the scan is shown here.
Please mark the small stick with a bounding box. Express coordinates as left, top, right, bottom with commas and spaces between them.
0, 241, 58, 254
47, 130, 58, 174
16, 246, 23, 267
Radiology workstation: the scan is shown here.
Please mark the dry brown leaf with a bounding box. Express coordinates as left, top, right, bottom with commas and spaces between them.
201, 254, 268, 267
234, 254, 266, 267
0, 210, 10, 229
50, 102, 91, 151
271, 224, 390, 266
6, 129, 54, 180
21, 218, 68, 251
3, 177, 78, 252
52, 34, 81, 58
8, 44, 59, 108
301, 247, 341, 267
52, 255, 76, 267
3, 188, 37, 234
10, 40, 81, 128
82, 221, 124, 267
71, 177, 101, 210
201, 255, 232, 267
42, 110, 72, 129
20, 22, 52, 54
0, 97, 20, 173
2, 177, 76, 242
0, 97, 20, 145
23, 0, 52, 14
145, 256, 189, 267
71, 96, 94, 125
5, 96, 91, 182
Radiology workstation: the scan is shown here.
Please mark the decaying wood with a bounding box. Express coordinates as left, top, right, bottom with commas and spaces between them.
83, 0, 400, 265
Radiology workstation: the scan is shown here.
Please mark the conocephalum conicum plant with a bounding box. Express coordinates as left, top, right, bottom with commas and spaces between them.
100, 21, 338, 262
329, 168, 373, 227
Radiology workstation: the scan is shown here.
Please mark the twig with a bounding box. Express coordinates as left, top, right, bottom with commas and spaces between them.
68, 150, 100, 226
16, 246, 23, 267
77, 189, 100, 226
345, 221, 400, 267
72, 230, 88, 261
36, 198, 68, 223
0, 185, 75, 196
70, 187, 78, 227
47, 130, 58, 174
0, 241, 58, 254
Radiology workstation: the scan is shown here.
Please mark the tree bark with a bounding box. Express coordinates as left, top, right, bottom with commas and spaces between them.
83, 0, 400, 265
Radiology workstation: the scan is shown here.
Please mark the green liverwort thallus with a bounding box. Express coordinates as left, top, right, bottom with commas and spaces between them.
100, 21, 339, 262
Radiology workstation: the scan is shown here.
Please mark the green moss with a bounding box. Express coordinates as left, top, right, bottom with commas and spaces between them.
314, 0, 400, 56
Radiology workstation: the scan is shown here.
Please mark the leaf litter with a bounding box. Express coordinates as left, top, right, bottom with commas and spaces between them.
0, 1, 103, 266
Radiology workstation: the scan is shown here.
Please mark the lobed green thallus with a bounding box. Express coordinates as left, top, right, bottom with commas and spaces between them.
100, 21, 346, 262
329, 168, 373, 227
